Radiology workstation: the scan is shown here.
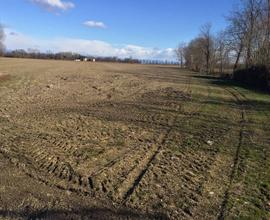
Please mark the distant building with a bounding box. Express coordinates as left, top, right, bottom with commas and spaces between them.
74, 59, 81, 62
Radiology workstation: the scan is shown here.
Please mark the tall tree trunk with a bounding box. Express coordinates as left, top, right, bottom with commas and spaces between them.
206, 49, 210, 74
234, 43, 243, 71
267, 0, 270, 66
246, 4, 255, 68
220, 51, 223, 74
246, 39, 252, 68
268, 0, 270, 40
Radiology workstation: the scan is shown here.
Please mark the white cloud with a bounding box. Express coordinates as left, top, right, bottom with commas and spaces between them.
83, 21, 106, 29
4, 29, 176, 61
31, 0, 74, 11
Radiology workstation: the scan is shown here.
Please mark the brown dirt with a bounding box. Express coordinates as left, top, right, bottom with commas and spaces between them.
0, 58, 269, 219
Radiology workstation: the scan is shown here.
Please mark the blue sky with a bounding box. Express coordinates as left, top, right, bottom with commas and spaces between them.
0, 0, 240, 60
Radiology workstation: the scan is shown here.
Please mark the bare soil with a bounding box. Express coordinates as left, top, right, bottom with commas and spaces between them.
0, 58, 269, 219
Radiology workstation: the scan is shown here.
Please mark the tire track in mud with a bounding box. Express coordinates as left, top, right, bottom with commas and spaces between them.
0, 87, 185, 198
0, 117, 101, 195
0, 135, 92, 195
1, 70, 235, 218
91, 109, 187, 195
89, 76, 193, 202
0, 75, 150, 196
118, 114, 177, 203
0, 80, 239, 211
218, 88, 247, 220
121, 84, 237, 218
0, 71, 197, 204
112, 83, 218, 210
121, 95, 193, 205
1, 107, 156, 197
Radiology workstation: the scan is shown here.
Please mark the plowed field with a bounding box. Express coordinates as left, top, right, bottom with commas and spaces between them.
0, 58, 269, 219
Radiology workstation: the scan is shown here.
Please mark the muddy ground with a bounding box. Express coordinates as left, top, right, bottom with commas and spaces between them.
0, 58, 269, 219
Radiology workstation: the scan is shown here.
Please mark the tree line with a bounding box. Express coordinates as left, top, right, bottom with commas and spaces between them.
2, 48, 142, 64
2, 49, 178, 65
176, 0, 270, 89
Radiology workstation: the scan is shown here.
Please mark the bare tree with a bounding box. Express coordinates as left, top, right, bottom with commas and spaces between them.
255, 0, 270, 67
243, 0, 261, 67
266, 0, 270, 67
226, 0, 267, 70
184, 37, 205, 72
179, 0, 270, 80
175, 42, 186, 68
268, 0, 270, 43
215, 31, 229, 74
200, 23, 214, 73
0, 23, 5, 56
226, 6, 248, 70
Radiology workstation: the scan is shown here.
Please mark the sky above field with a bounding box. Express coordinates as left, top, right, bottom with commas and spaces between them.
0, 0, 241, 60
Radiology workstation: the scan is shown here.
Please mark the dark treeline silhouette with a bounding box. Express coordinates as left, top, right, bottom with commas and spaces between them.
3, 49, 178, 65
5, 50, 83, 60
4, 50, 141, 63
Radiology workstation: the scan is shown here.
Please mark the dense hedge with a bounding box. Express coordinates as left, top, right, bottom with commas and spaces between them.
233, 65, 270, 90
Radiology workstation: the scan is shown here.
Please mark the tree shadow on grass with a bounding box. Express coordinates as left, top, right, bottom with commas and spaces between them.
190, 74, 270, 112
190, 74, 220, 81
192, 74, 270, 94
0, 207, 170, 220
